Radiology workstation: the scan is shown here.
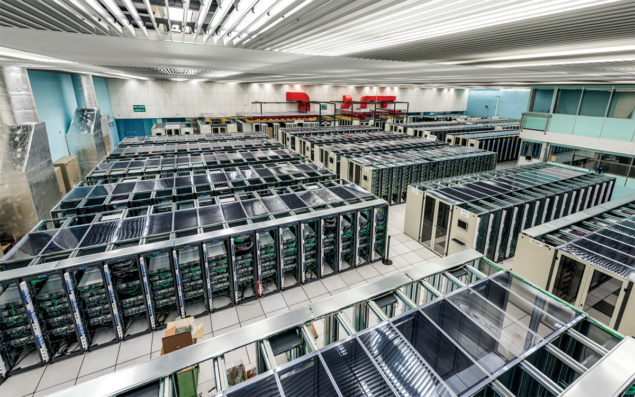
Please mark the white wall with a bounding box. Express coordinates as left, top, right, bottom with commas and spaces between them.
105, 79, 468, 119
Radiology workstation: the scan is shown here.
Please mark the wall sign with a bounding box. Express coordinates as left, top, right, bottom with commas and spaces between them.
133, 105, 146, 112
320, 104, 327, 110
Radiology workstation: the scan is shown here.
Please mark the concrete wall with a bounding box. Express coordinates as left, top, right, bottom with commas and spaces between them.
466, 89, 530, 119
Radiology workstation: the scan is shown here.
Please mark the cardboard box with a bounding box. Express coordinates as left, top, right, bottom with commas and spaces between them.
308, 323, 319, 339
54, 167, 67, 197
267, 126, 274, 138
53, 155, 81, 191
160, 318, 204, 397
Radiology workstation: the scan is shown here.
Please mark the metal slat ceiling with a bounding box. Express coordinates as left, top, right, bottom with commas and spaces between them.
0, 0, 633, 85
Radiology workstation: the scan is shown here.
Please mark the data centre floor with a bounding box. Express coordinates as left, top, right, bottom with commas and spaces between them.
0, 202, 517, 397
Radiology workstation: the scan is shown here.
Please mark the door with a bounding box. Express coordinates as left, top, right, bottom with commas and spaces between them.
577, 268, 629, 329
551, 255, 629, 329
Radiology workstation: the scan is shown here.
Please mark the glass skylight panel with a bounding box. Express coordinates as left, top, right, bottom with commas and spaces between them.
358, 324, 453, 397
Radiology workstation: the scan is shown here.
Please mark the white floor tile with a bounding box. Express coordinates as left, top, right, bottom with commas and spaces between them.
241, 315, 266, 327
266, 307, 290, 318
33, 380, 76, 397
401, 251, 424, 265
403, 240, 423, 251
392, 233, 412, 243
413, 247, 439, 260
310, 293, 331, 303
281, 286, 309, 306
356, 264, 381, 280
214, 324, 241, 337
211, 307, 239, 332
37, 354, 84, 391
391, 255, 412, 268
321, 275, 347, 292
302, 281, 328, 298
151, 329, 166, 353
288, 300, 311, 311
115, 354, 151, 371
372, 262, 397, 274
331, 287, 350, 296
398, 265, 415, 272
76, 367, 115, 385
349, 280, 368, 289
117, 332, 152, 364
79, 343, 119, 377
236, 300, 265, 322
339, 269, 364, 286
259, 293, 287, 314
0, 364, 45, 396
392, 244, 411, 255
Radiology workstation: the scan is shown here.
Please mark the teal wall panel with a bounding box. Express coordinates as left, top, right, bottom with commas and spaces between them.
27, 70, 77, 162
466, 89, 530, 119
572, 116, 604, 138
599, 118, 635, 142
547, 114, 575, 135
524, 116, 549, 131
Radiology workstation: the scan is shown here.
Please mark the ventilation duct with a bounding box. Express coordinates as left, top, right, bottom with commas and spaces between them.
286, 92, 310, 111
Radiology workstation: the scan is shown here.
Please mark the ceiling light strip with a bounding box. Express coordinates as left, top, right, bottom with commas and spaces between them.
83, 0, 124, 36
100, 0, 136, 36
193, 0, 213, 42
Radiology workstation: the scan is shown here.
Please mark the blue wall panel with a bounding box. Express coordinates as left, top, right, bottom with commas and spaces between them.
466, 89, 530, 119
28, 70, 77, 162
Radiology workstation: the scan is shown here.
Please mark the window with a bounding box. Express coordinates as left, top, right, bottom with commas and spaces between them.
607, 90, 635, 119
554, 89, 582, 115
578, 89, 611, 117
600, 152, 631, 177
548, 145, 574, 165
572, 149, 600, 171
529, 88, 554, 113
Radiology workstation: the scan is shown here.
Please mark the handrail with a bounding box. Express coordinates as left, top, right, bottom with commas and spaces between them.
49, 250, 484, 397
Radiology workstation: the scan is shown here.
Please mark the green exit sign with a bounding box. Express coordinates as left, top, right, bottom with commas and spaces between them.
320, 104, 327, 110
133, 105, 146, 112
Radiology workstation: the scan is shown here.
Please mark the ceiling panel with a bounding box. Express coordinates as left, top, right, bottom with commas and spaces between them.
0, 0, 633, 86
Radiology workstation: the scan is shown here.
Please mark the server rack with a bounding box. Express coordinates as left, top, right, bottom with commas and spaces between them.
106, 139, 285, 161
404, 164, 615, 262
53, 163, 337, 217
278, 125, 380, 150
321, 139, 447, 176
0, 277, 47, 376
407, 124, 493, 140
117, 132, 271, 148
295, 132, 413, 161
342, 147, 497, 205
388, 120, 461, 133
470, 131, 521, 162
0, 183, 389, 376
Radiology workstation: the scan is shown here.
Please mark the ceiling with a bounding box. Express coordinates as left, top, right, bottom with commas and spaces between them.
0, 0, 634, 87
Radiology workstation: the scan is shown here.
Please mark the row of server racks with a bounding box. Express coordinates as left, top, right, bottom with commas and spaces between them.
340, 147, 497, 205
0, 185, 389, 378
404, 164, 616, 263
277, 125, 380, 150
0, 130, 389, 379
446, 130, 522, 162
294, 132, 414, 162
406, 124, 493, 140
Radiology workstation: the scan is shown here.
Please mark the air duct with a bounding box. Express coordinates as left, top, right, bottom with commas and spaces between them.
66, 74, 107, 178
0, 66, 60, 240
286, 92, 310, 111
360, 96, 396, 109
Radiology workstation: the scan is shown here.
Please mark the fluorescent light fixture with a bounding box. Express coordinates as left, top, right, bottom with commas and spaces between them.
171, 78, 188, 81
168, 7, 193, 23
445, 45, 635, 65
272, 0, 620, 56
204, 71, 241, 78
